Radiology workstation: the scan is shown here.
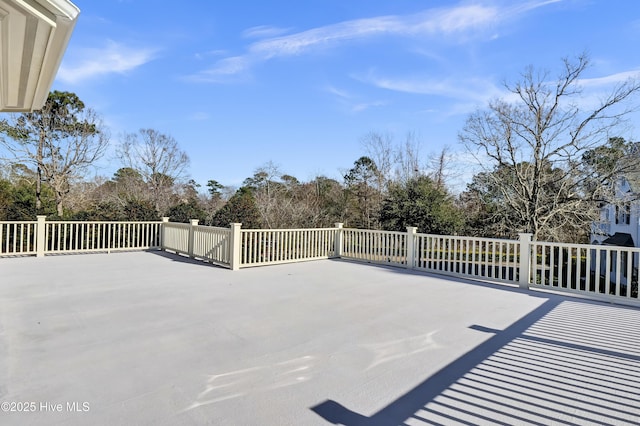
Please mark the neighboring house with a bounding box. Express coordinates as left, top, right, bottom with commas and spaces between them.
590, 176, 640, 287
591, 176, 640, 247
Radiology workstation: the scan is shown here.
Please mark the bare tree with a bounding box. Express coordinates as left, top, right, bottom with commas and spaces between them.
361, 130, 428, 186
459, 53, 640, 240
361, 131, 394, 184
0, 91, 109, 216
426, 145, 459, 189
394, 131, 423, 184
243, 161, 283, 228
117, 129, 190, 214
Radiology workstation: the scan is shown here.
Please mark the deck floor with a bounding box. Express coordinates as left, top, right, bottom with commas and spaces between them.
1, 251, 639, 425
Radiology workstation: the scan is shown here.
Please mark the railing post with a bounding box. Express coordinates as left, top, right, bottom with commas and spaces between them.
518, 233, 533, 289
161, 217, 169, 250
188, 219, 199, 258
334, 223, 343, 258
406, 226, 417, 269
230, 223, 242, 270
36, 215, 46, 257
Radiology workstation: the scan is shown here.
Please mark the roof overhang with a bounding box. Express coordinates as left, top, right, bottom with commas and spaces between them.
601, 232, 635, 247
0, 0, 79, 112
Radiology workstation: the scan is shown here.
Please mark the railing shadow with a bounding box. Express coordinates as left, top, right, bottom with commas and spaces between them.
147, 249, 229, 269
329, 257, 522, 293
312, 264, 640, 425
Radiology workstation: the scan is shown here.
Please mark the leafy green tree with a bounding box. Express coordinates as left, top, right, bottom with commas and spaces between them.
459, 168, 523, 238
2, 168, 56, 220
379, 175, 462, 234
312, 176, 347, 223
166, 199, 207, 224
581, 137, 640, 199
0, 179, 12, 220
202, 178, 228, 224
120, 199, 159, 221
206, 179, 224, 198
109, 167, 147, 202
344, 156, 382, 229
69, 202, 120, 221
242, 170, 270, 193
71, 198, 159, 221
211, 187, 261, 228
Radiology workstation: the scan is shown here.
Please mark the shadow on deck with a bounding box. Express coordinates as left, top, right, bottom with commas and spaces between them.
312, 294, 640, 425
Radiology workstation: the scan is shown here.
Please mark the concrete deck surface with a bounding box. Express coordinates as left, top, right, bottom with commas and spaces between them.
1, 251, 639, 425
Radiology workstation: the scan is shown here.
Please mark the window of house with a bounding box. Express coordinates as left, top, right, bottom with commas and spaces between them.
615, 203, 631, 225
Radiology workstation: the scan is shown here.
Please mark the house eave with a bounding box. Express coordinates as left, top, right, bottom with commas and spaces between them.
0, 0, 79, 112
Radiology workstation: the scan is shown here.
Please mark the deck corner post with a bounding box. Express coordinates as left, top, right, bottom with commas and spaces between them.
406, 226, 417, 269
230, 223, 242, 270
160, 217, 169, 250
36, 215, 46, 257
334, 223, 344, 258
518, 233, 533, 289
188, 219, 199, 258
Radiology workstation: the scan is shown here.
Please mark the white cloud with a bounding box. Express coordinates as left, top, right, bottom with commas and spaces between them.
189, 56, 252, 83
323, 85, 386, 113
57, 41, 157, 84
367, 66, 640, 118
194, 49, 227, 61
578, 70, 640, 87
248, 15, 407, 59
351, 100, 387, 112
242, 25, 290, 39
324, 85, 352, 99
566, 69, 640, 111
361, 72, 503, 103
411, 4, 498, 35
191, 1, 559, 82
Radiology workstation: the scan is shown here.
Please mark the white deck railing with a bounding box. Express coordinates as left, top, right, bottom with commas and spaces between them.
163, 220, 232, 267
415, 234, 520, 284
193, 225, 232, 266
2, 217, 639, 306
342, 228, 407, 267
531, 241, 640, 302
241, 228, 337, 267
162, 222, 191, 254
45, 221, 162, 254
1, 221, 37, 255
1, 217, 161, 256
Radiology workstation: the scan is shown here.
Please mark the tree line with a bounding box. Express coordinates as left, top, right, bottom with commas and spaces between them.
1, 54, 639, 243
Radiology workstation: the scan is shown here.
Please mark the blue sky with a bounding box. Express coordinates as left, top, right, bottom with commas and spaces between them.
54, 0, 640, 191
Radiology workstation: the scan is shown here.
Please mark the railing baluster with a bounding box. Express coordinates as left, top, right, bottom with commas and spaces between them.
11, 223, 17, 253
566, 246, 572, 289
615, 249, 621, 296
604, 249, 612, 294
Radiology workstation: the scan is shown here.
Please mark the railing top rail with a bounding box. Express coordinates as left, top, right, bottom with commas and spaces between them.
242, 227, 339, 232
0, 221, 37, 224
416, 233, 519, 244
45, 220, 162, 224
343, 228, 406, 236
533, 240, 640, 251
195, 225, 232, 232
163, 222, 191, 228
